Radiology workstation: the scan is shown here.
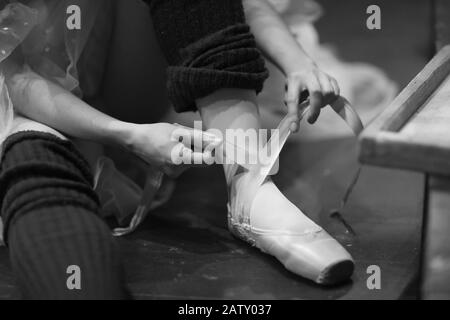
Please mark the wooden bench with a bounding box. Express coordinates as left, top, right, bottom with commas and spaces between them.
359, 37, 450, 299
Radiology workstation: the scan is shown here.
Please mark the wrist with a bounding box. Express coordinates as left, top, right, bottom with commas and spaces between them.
282, 56, 317, 76
106, 120, 138, 151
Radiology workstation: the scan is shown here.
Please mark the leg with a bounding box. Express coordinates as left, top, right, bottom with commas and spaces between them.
197, 89, 354, 284
0, 119, 127, 299
422, 175, 450, 299
197, 89, 324, 232
147, 0, 353, 283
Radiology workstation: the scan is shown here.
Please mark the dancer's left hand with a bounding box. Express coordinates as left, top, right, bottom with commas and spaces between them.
284, 64, 340, 132
127, 123, 221, 178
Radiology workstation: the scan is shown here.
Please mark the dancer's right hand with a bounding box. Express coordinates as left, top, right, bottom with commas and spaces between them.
127, 123, 222, 177
284, 65, 340, 132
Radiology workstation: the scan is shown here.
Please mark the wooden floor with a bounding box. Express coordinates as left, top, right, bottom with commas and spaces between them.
0, 0, 433, 299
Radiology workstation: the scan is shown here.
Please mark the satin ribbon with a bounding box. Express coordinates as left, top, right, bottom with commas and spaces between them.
235, 96, 364, 222
300, 96, 364, 136
118, 97, 363, 236
111, 169, 164, 236
230, 96, 363, 178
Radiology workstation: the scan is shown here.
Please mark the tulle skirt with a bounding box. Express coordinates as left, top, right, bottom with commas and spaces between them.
0, 0, 168, 243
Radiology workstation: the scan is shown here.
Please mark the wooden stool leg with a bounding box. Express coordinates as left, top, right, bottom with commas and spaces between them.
422, 175, 450, 299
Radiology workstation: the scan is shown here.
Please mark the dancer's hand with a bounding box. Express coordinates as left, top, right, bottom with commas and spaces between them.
285, 64, 340, 132
4, 69, 222, 175
242, 0, 341, 132
127, 123, 221, 177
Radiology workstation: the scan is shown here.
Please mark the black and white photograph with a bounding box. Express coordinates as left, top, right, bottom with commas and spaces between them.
0, 0, 447, 304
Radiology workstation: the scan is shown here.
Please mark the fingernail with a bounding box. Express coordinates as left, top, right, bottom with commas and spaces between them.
211, 138, 223, 146
289, 123, 296, 132
204, 152, 212, 160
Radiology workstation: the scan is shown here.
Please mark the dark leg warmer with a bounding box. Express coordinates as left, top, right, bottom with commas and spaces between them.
0, 131, 126, 300
145, 0, 269, 112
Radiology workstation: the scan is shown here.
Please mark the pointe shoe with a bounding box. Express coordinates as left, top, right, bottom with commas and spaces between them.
227, 171, 354, 285
225, 100, 361, 285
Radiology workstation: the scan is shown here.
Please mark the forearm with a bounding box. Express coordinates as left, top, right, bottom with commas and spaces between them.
6, 69, 134, 148
243, 0, 315, 75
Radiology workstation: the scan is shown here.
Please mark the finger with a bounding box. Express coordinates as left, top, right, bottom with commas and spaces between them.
289, 121, 298, 133
291, 90, 310, 132
181, 147, 216, 166
285, 76, 301, 115
330, 77, 341, 97
317, 72, 336, 105
306, 75, 323, 124
284, 77, 302, 132
172, 126, 221, 152
180, 147, 202, 165
166, 143, 209, 178
169, 143, 185, 165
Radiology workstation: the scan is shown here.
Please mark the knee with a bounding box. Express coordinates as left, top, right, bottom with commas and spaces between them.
0, 131, 99, 244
